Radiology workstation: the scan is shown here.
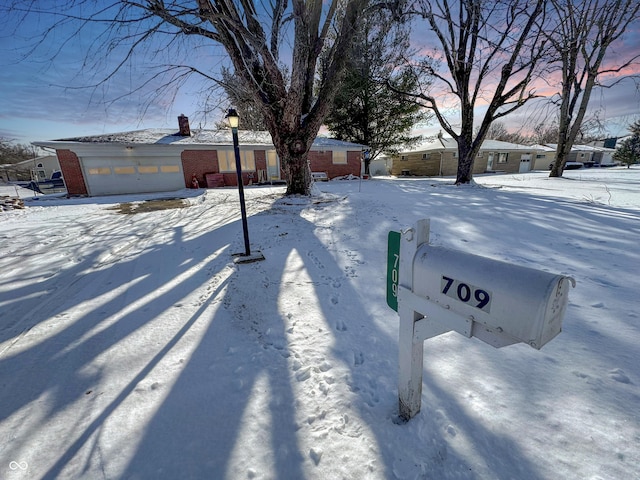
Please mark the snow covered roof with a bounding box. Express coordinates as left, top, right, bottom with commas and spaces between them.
14, 155, 58, 166
480, 139, 535, 151
544, 143, 615, 153
403, 137, 536, 153
34, 129, 366, 150
530, 144, 556, 152
405, 136, 456, 152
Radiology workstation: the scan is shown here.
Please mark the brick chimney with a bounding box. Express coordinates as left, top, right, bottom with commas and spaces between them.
178, 114, 191, 136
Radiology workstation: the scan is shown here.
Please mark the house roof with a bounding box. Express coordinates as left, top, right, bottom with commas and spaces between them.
34, 129, 366, 150
403, 138, 616, 155
14, 155, 58, 167
480, 139, 534, 151
529, 144, 556, 152
403, 136, 535, 154
544, 143, 615, 153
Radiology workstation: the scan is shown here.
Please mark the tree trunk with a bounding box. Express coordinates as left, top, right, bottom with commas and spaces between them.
270, 131, 314, 195
283, 152, 312, 195
456, 150, 474, 184
550, 127, 570, 177
456, 121, 476, 184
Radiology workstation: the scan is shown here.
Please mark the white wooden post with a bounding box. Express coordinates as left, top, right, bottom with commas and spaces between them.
397, 219, 429, 421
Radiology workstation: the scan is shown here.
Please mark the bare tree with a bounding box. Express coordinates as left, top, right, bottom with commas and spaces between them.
531, 120, 560, 145
393, 0, 548, 184
3, 0, 371, 195
481, 122, 509, 141
547, 0, 640, 177
215, 67, 268, 131
0, 139, 34, 164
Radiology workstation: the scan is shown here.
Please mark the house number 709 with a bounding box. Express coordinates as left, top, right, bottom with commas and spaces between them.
441, 275, 492, 313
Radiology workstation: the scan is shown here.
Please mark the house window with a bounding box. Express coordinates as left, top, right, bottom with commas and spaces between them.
536, 154, 546, 159
498, 152, 508, 163
332, 151, 347, 164
401, 155, 407, 161
114, 166, 135, 174
422, 153, 427, 159
453, 151, 457, 158
218, 150, 256, 172
88, 167, 111, 175
580, 153, 585, 158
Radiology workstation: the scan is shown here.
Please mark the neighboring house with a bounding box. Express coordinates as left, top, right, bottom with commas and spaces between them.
553, 143, 597, 165
0, 155, 61, 182
391, 136, 538, 176
33, 117, 365, 197
530, 144, 557, 170
543, 144, 617, 167
590, 146, 617, 166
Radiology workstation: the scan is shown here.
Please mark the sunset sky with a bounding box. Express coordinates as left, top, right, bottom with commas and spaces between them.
0, 2, 638, 146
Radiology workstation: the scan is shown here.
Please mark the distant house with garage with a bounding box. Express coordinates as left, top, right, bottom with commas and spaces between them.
33, 116, 365, 197
0, 155, 61, 182
391, 136, 538, 176
543, 143, 617, 167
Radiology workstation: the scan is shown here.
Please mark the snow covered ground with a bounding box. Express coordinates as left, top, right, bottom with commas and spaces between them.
1, 168, 638, 479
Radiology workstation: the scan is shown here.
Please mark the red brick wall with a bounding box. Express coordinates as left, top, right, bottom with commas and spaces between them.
181, 150, 219, 188
182, 149, 266, 187
56, 149, 88, 195
309, 150, 361, 179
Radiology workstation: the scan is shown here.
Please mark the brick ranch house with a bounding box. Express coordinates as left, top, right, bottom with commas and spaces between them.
33, 117, 365, 197
392, 135, 620, 177
392, 136, 543, 177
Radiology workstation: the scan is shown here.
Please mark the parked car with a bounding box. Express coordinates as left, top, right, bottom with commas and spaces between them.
549, 162, 583, 170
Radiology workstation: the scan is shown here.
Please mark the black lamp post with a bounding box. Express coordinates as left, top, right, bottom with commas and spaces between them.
226, 108, 264, 263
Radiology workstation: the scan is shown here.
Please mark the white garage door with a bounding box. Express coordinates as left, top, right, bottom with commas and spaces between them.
81, 156, 185, 196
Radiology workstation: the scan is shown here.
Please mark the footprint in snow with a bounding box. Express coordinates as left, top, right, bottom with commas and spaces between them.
354, 351, 364, 366
295, 367, 312, 382
309, 448, 323, 466
609, 369, 632, 384
306, 251, 325, 269
335, 320, 347, 331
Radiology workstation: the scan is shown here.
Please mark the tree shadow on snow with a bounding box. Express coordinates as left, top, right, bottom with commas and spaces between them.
116, 195, 549, 479
3, 180, 627, 479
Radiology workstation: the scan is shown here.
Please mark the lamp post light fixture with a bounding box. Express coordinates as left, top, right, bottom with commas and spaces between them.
226, 108, 264, 264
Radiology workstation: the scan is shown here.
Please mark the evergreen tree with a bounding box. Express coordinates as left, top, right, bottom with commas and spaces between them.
613, 121, 640, 168
323, 13, 428, 175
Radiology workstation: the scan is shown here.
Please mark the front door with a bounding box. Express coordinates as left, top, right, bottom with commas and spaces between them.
487, 152, 495, 171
